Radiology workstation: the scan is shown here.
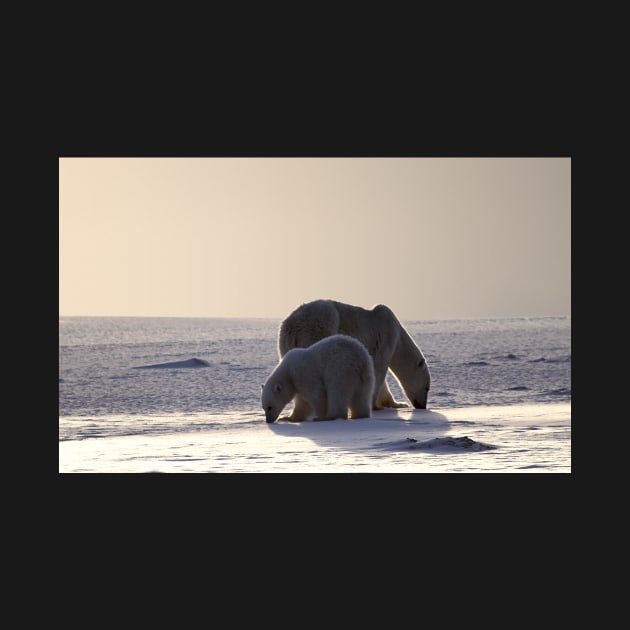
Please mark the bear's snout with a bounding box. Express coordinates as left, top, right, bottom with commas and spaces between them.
413, 398, 427, 409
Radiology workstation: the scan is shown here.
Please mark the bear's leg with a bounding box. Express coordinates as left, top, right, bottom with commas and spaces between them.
281, 393, 312, 422
371, 359, 393, 409
374, 381, 408, 409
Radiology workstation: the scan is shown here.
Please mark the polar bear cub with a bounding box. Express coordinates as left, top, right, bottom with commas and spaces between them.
261, 334, 375, 423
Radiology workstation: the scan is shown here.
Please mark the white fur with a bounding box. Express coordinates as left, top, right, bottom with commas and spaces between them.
278, 299, 431, 421
261, 334, 375, 423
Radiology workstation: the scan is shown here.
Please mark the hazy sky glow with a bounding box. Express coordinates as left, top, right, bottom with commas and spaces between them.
59, 157, 570, 320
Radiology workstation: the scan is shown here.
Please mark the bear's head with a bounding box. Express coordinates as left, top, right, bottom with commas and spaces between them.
261, 380, 294, 423
402, 355, 431, 409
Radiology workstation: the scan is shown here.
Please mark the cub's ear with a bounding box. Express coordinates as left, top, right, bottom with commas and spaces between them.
274, 383, 282, 393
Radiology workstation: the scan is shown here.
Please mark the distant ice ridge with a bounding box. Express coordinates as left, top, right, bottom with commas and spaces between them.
132, 358, 211, 369
402, 435, 497, 451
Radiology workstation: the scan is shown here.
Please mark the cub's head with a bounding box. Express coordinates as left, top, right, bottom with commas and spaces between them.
261, 380, 292, 423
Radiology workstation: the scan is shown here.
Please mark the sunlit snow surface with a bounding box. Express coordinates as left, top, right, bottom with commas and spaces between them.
59, 404, 570, 473
59, 316, 571, 473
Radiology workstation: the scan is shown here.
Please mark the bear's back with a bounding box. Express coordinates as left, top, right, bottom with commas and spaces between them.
304, 333, 370, 364
279, 299, 399, 358
278, 300, 339, 355
334, 301, 396, 337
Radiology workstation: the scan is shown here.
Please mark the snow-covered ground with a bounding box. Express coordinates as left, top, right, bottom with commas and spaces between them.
59, 402, 570, 473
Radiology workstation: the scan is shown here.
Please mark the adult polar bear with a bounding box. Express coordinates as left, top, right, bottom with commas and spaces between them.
278, 299, 430, 422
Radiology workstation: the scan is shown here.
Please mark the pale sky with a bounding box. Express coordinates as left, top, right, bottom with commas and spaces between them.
59, 157, 570, 320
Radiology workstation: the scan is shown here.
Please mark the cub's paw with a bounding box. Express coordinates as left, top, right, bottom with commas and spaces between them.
285, 416, 306, 423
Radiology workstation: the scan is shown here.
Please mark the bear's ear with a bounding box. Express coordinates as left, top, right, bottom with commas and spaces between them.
274, 383, 282, 393
261, 383, 264, 390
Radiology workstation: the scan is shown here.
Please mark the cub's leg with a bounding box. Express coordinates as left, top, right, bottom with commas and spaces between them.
314, 391, 348, 421
348, 379, 372, 417
349, 400, 372, 419
280, 394, 312, 422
